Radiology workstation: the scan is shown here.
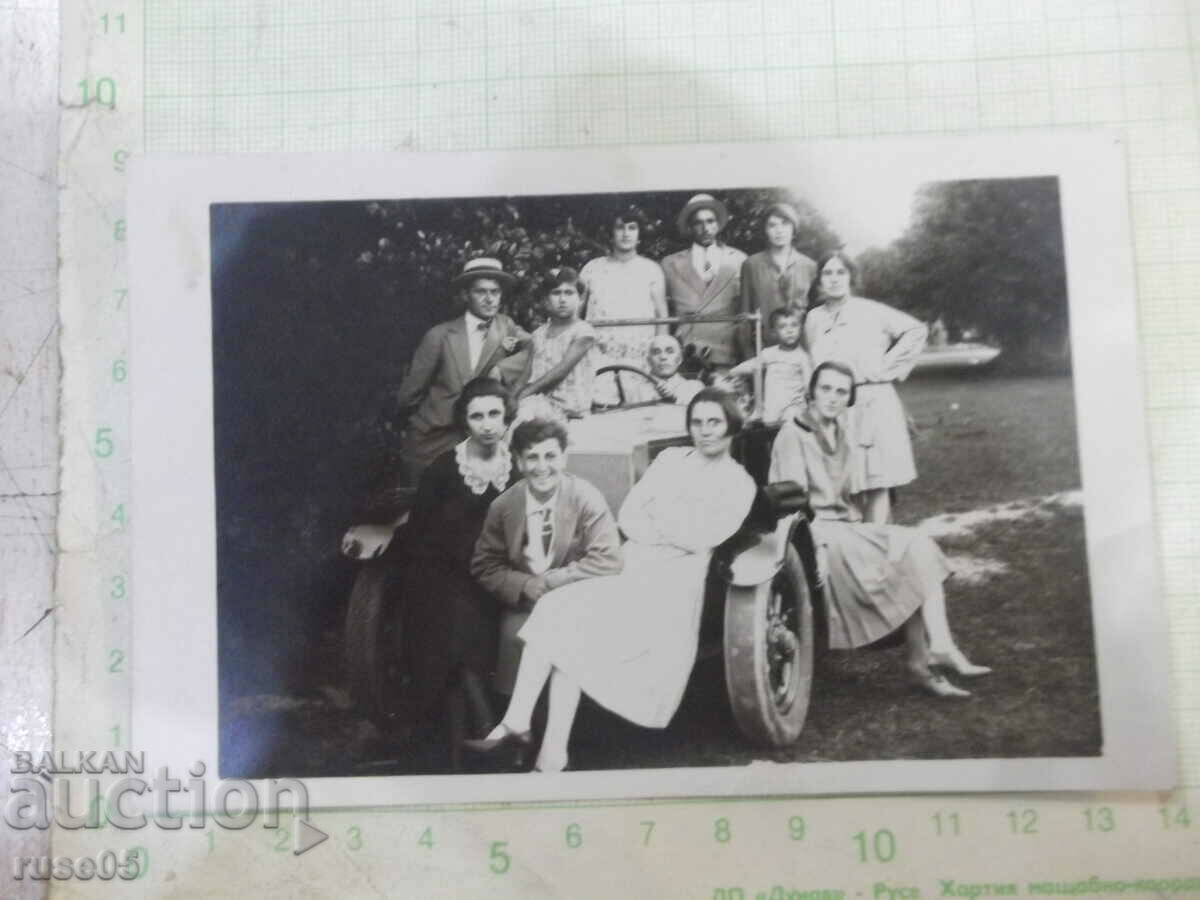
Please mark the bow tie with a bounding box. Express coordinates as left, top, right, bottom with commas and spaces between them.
476, 321, 490, 333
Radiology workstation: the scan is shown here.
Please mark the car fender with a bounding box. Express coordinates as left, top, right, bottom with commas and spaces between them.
727, 514, 798, 587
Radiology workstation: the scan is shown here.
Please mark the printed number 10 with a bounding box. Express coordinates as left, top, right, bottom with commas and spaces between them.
853, 829, 896, 863
78, 78, 117, 109
101, 13, 126, 34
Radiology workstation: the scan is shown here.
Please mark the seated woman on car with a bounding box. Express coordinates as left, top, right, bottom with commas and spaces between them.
400, 377, 520, 769
467, 389, 756, 772
769, 361, 992, 698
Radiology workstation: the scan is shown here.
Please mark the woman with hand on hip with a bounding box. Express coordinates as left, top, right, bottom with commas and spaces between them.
467, 388, 756, 772
804, 251, 926, 524
770, 362, 990, 690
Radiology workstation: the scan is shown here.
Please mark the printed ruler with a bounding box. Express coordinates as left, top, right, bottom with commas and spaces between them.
50, 1, 1199, 896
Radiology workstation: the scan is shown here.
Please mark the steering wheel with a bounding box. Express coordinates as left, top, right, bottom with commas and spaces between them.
593, 363, 665, 410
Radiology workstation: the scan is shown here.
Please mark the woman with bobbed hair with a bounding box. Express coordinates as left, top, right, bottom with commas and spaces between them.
467, 387, 756, 772
401, 377, 520, 763
805, 250, 927, 523
770, 362, 990, 693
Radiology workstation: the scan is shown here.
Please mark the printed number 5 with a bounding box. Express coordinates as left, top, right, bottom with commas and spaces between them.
489, 841, 510, 874
95, 427, 114, 458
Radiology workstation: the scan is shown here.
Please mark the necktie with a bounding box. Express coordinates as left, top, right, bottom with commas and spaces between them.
540, 508, 553, 555
477, 321, 490, 333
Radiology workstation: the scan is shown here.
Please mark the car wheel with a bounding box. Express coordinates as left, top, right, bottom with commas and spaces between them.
723, 545, 814, 746
343, 559, 408, 720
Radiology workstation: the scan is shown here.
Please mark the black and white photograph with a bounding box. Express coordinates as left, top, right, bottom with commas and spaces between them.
129, 137, 1172, 804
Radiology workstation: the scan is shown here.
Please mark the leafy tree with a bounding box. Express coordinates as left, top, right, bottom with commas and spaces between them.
353, 189, 840, 330
859, 177, 1069, 370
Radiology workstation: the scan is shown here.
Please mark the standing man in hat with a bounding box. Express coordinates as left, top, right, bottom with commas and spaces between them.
737, 202, 818, 360
660, 193, 747, 372
397, 257, 529, 482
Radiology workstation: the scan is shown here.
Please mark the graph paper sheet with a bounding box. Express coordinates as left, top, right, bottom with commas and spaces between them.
50, 0, 1200, 896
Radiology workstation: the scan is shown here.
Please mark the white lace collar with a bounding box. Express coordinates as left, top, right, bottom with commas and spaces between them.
455, 439, 512, 495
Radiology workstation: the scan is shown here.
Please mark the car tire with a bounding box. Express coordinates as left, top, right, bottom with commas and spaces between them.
723, 545, 814, 747
343, 558, 408, 720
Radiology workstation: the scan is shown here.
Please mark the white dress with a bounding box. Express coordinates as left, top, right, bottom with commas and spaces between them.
517, 447, 756, 728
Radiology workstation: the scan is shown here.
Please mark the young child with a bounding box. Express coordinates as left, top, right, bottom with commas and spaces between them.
729, 307, 812, 423
516, 268, 598, 421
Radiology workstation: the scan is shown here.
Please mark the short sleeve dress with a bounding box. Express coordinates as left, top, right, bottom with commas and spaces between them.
582, 254, 666, 405
516, 447, 756, 728
769, 411, 950, 649
804, 296, 927, 491
522, 318, 598, 419
401, 442, 518, 718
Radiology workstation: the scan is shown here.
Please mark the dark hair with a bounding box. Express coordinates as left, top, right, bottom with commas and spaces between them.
453, 377, 515, 430
511, 417, 569, 454
685, 387, 745, 439
768, 307, 803, 328
809, 250, 858, 307
540, 266, 584, 297
808, 360, 857, 407
610, 205, 647, 232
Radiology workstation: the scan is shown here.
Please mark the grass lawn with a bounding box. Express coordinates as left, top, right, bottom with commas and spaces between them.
895, 371, 1083, 523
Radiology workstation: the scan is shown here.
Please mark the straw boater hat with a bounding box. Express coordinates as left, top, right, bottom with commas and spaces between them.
676, 193, 730, 236
451, 257, 516, 291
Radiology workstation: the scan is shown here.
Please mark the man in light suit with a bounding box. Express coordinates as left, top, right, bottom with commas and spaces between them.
661, 193, 748, 371
471, 418, 622, 693
397, 257, 529, 481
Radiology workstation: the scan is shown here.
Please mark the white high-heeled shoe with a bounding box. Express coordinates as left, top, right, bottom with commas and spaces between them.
911, 670, 972, 698
929, 649, 992, 677
532, 748, 569, 773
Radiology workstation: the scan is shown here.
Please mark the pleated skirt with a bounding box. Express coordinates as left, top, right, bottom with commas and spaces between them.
814, 520, 950, 649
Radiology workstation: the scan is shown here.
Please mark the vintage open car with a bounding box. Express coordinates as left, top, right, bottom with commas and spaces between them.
341, 313, 821, 747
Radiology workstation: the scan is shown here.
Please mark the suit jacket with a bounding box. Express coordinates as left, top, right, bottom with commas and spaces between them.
661, 243, 748, 366
470, 474, 623, 609
397, 313, 527, 471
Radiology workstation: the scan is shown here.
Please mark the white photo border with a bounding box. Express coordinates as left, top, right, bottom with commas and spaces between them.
129, 133, 1174, 806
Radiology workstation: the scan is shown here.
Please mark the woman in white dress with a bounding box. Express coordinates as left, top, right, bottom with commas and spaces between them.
804, 251, 927, 523
466, 388, 756, 772
769, 361, 991, 692
582, 206, 669, 406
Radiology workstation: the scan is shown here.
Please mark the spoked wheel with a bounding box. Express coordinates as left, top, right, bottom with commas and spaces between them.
343, 558, 409, 721
723, 545, 814, 746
